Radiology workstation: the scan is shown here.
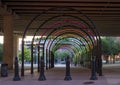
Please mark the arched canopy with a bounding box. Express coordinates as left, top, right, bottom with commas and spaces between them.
21, 7, 101, 76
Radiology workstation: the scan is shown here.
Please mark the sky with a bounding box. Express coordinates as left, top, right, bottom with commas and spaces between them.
0, 36, 3, 44
0, 36, 40, 44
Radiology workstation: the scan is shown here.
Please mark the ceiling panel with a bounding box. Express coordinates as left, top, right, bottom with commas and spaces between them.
0, 0, 120, 36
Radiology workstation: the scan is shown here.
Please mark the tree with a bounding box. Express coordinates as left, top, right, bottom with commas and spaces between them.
101, 37, 120, 63
18, 47, 31, 61
54, 49, 70, 60
101, 37, 113, 63
0, 43, 3, 62
112, 40, 120, 55
111, 40, 120, 63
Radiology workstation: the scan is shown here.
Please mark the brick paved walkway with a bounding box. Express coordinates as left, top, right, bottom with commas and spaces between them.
0, 65, 120, 85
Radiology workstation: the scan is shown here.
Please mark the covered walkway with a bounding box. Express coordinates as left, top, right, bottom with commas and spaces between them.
0, 0, 120, 85
0, 65, 120, 85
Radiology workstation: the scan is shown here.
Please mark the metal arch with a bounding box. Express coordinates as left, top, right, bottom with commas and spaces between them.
29, 15, 98, 48
21, 14, 41, 76
51, 38, 86, 65
54, 46, 76, 66
36, 23, 94, 71
44, 25, 93, 48
50, 42, 82, 68
35, 15, 96, 45
55, 47, 75, 58
43, 25, 94, 54
31, 14, 98, 52
47, 32, 91, 55
52, 40, 82, 58
46, 32, 91, 69
49, 43, 78, 69
36, 16, 96, 51
51, 36, 87, 56
23, 7, 99, 54
50, 35, 88, 56
52, 37, 85, 53
55, 45, 79, 58
36, 23, 94, 73
55, 46, 79, 62
50, 36, 88, 67
46, 31, 92, 58
21, 6, 101, 76
42, 26, 94, 65
22, 6, 96, 48
44, 27, 93, 52
48, 45, 77, 69
41, 24, 94, 70
30, 14, 98, 74
68, 6, 101, 57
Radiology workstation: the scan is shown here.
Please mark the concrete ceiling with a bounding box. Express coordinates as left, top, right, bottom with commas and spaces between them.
0, 0, 120, 36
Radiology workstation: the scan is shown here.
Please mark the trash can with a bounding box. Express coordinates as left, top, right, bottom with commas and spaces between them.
1, 64, 8, 77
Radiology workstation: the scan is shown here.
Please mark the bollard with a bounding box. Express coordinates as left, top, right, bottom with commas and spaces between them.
13, 57, 21, 81
38, 57, 46, 81
90, 57, 98, 80
64, 56, 72, 81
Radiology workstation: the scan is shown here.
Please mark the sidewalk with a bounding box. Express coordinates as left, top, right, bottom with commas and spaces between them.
0, 64, 120, 85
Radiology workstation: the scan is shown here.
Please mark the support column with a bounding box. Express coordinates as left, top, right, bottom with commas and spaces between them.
13, 35, 19, 58
3, 15, 14, 70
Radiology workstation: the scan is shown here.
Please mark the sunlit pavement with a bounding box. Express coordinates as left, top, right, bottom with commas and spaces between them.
0, 64, 120, 85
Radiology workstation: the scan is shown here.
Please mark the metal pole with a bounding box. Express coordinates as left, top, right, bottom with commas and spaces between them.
90, 56, 98, 80
21, 40, 24, 76
98, 58, 103, 76
46, 49, 48, 70
64, 56, 72, 81
38, 57, 46, 81
13, 57, 21, 81
49, 51, 51, 69
31, 44, 33, 74
98, 45, 103, 76
51, 51, 54, 68
38, 45, 40, 72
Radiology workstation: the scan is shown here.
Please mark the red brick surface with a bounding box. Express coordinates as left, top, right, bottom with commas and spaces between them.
0, 66, 120, 85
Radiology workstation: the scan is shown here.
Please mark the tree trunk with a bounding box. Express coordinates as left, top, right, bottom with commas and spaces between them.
113, 55, 115, 64
105, 56, 109, 64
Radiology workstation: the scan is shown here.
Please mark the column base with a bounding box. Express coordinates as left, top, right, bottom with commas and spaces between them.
90, 76, 98, 80
99, 73, 103, 76
38, 75, 46, 81
64, 76, 72, 81
13, 75, 21, 81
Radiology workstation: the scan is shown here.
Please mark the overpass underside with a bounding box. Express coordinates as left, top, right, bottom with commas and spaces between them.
0, 0, 120, 81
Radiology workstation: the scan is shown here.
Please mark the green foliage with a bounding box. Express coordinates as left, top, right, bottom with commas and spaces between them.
112, 40, 120, 55
54, 49, 70, 59
73, 55, 80, 63
101, 37, 120, 56
0, 43, 3, 61
101, 37, 114, 56
18, 47, 31, 61
53, 37, 96, 65
85, 52, 91, 61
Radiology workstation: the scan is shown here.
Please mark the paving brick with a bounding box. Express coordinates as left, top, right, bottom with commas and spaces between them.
0, 66, 120, 85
